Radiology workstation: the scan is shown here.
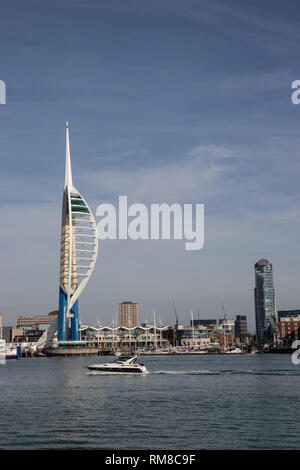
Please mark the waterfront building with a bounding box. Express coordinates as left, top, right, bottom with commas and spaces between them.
57, 123, 98, 341
278, 309, 300, 320
190, 319, 217, 327
278, 316, 300, 345
235, 333, 254, 348
254, 259, 277, 344
175, 320, 241, 350
79, 324, 169, 350
2, 326, 13, 343
234, 315, 252, 347
17, 312, 58, 332
0, 325, 23, 343
119, 302, 139, 328
179, 333, 211, 349
176, 324, 214, 349
161, 327, 176, 346
218, 332, 234, 348
215, 318, 235, 349
235, 315, 248, 335
10, 328, 24, 342
218, 318, 235, 337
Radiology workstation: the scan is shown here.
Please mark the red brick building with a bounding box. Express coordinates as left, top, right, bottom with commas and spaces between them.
278, 316, 300, 345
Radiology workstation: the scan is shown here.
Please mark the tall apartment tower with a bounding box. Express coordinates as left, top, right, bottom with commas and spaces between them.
254, 259, 277, 344
119, 302, 139, 328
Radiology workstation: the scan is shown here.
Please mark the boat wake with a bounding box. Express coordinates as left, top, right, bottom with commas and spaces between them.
152, 369, 300, 376
152, 370, 221, 375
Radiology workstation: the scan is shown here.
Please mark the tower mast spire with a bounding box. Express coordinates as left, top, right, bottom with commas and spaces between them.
64, 121, 73, 190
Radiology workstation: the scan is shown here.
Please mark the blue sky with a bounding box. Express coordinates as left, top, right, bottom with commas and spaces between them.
1, 0, 300, 331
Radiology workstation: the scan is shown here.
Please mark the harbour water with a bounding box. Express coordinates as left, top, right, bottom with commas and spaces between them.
0, 354, 300, 449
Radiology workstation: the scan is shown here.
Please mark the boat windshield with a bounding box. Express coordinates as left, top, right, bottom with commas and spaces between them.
115, 356, 136, 364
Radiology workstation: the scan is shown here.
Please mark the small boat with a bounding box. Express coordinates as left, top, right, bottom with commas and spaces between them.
225, 347, 243, 354
86, 355, 148, 374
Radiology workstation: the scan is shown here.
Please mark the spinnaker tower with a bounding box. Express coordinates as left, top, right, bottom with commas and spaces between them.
58, 122, 98, 341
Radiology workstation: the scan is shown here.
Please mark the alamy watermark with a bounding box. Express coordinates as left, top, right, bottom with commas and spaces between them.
96, 196, 204, 251
0, 80, 6, 104
291, 340, 300, 365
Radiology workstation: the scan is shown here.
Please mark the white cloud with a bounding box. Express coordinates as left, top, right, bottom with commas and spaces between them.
83, 144, 236, 202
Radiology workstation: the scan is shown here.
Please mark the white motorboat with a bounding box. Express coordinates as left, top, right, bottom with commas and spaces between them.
225, 347, 243, 354
86, 355, 148, 374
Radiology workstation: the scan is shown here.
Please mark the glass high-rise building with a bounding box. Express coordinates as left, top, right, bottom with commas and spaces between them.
254, 259, 277, 344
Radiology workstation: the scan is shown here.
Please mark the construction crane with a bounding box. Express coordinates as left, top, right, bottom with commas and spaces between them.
220, 301, 227, 320
265, 309, 279, 344
172, 300, 179, 328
